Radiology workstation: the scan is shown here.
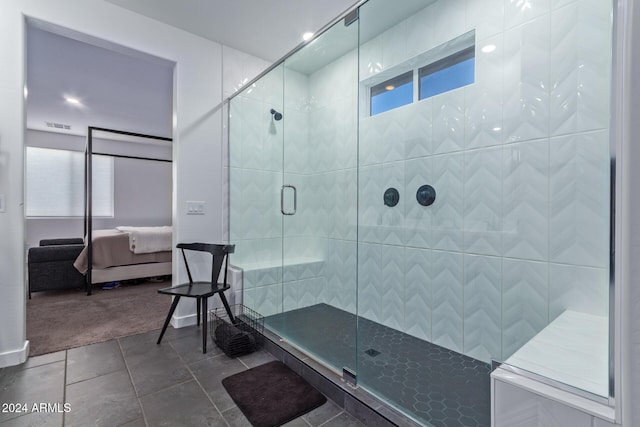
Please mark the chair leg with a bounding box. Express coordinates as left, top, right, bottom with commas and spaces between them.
219, 292, 235, 324
197, 298, 201, 326
202, 297, 208, 354
157, 296, 181, 344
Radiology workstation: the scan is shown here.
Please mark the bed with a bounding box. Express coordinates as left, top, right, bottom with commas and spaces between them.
73, 226, 172, 284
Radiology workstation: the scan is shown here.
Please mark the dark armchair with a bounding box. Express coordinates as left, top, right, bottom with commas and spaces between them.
27, 238, 86, 298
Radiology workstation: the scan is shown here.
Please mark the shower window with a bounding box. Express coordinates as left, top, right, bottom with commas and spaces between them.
366, 30, 475, 117
419, 45, 474, 100
370, 71, 413, 116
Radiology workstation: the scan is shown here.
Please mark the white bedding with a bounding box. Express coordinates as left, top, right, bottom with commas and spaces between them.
116, 225, 172, 254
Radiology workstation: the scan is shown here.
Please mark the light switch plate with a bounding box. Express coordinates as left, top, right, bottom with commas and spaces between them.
186, 201, 205, 215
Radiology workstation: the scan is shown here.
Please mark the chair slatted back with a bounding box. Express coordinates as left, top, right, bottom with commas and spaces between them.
176, 243, 235, 285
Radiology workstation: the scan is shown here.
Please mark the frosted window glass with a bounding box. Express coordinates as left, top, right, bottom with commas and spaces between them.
26, 147, 114, 217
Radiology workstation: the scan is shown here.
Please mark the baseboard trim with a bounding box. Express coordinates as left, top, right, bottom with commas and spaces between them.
0, 340, 29, 368
171, 312, 197, 329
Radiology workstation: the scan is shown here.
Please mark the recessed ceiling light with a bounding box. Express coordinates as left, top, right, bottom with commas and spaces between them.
302, 32, 314, 41
481, 44, 497, 53
385, 85, 395, 91
65, 96, 81, 105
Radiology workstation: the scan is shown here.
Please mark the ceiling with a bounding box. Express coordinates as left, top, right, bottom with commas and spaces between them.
104, 0, 360, 63
26, 0, 359, 139
26, 0, 438, 139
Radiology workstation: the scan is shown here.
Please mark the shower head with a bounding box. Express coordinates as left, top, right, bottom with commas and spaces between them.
270, 108, 283, 121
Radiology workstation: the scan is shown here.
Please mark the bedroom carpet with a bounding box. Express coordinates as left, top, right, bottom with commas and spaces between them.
27, 280, 170, 356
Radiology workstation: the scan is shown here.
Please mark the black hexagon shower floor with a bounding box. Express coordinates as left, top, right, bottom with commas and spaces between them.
265, 303, 491, 427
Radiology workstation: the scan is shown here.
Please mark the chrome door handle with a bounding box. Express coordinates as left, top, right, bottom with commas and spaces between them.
281, 184, 297, 215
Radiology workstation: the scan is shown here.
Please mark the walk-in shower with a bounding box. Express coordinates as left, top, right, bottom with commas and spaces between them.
228, 0, 614, 425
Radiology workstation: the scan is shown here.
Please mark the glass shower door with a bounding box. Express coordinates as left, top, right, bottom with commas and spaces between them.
275, 16, 360, 375
229, 64, 285, 319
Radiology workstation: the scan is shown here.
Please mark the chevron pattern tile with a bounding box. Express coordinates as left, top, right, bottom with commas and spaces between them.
358, 242, 382, 323
549, 132, 609, 267
379, 245, 405, 331
502, 258, 548, 359
243, 285, 281, 318
377, 108, 407, 164
465, 0, 504, 40
379, 163, 406, 245
464, 147, 502, 256
432, 153, 464, 252
282, 281, 300, 312
549, 263, 609, 319
502, 140, 549, 261
431, 0, 466, 47
226, 2, 614, 413
432, 251, 464, 353
404, 248, 432, 342
404, 99, 433, 160
298, 277, 325, 309
358, 165, 384, 244
503, 16, 550, 144
465, 34, 503, 150
550, 2, 611, 136
463, 255, 501, 363
404, 157, 433, 248
504, 0, 550, 31
432, 89, 465, 155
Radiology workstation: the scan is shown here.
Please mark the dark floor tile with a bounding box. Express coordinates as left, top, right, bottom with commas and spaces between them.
169, 330, 223, 365
163, 324, 200, 342
0, 411, 63, 427
281, 418, 311, 427
66, 340, 125, 384
344, 395, 394, 427
118, 330, 163, 359
64, 370, 141, 427
126, 351, 193, 397
140, 380, 225, 427
6, 351, 66, 373
0, 361, 65, 423
320, 412, 365, 427
303, 400, 344, 427
375, 405, 423, 427
189, 355, 246, 412
220, 406, 252, 427
120, 332, 193, 397
237, 349, 277, 369
119, 418, 146, 427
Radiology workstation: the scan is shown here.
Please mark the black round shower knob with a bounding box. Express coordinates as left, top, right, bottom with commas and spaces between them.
416, 185, 436, 206
383, 188, 400, 207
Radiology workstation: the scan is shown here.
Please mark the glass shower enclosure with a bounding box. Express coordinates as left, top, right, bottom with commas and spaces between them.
228, 0, 613, 425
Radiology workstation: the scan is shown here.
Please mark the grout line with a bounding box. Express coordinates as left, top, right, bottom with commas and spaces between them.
185, 360, 232, 427
62, 350, 68, 427
317, 410, 347, 427
117, 338, 148, 427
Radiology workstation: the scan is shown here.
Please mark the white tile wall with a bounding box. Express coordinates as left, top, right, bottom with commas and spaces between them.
432, 250, 464, 353
502, 139, 549, 261
549, 131, 609, 267
230, 0, 612, 388
353, 0, 610, 369
463, 254, 502, 362
494, 380, 593, 427
502, 258, 548, 359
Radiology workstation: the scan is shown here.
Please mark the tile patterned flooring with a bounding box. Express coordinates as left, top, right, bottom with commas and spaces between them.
0, 325, 365, 427
265, 304, 491, 427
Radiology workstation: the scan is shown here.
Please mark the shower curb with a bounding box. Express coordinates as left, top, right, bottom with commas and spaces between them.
261, 329, 423, 427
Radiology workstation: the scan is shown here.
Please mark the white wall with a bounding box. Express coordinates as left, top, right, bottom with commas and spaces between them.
0, 0, 268, 367
621, 0, 640, 425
